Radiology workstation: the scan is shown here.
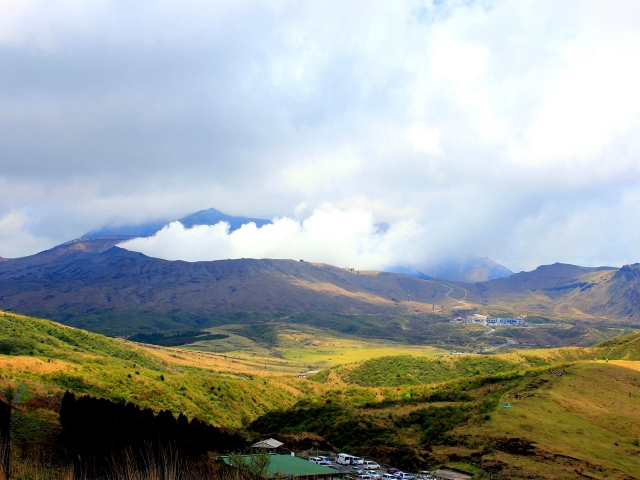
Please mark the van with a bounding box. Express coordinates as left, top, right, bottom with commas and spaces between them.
337, 453, 357, 465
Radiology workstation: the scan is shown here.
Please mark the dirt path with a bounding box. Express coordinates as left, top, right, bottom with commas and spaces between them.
428, 280, 471, 307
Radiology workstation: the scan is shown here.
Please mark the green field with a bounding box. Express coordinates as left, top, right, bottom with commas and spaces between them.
3, 310, 640, 478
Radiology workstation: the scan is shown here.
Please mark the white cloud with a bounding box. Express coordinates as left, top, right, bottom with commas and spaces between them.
0, 211, 52, 258
2, 1, 640, 270
120, 205, 423, 270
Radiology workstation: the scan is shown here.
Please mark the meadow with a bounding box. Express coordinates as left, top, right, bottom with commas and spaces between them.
2, 310, 640, 478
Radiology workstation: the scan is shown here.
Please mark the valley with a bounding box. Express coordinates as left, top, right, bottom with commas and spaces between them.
2, 309, 640, 478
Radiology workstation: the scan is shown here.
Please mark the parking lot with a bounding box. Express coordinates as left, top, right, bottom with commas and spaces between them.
305, 454, 431, 480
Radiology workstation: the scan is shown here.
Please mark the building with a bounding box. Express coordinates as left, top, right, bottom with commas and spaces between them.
251, 438, 284, 453
222, 454, 341, 480
466, 314, 487, 323
486, 317, 524, 326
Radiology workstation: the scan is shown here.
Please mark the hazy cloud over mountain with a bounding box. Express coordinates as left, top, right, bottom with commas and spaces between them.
120, 205, 423, 270
2, 1, 640, 271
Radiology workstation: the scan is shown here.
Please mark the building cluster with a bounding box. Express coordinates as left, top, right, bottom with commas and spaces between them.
451, 314, 526, 327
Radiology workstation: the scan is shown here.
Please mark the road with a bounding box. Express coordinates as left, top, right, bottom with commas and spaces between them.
427, 281, 470, 308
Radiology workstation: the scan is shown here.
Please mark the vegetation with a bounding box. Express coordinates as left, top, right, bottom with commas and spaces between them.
0, 311, 306, 427
128, 330, 229, 347
3, 309, 640, 478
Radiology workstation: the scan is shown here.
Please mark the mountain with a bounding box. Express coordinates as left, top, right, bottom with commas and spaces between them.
464, 262, 640, 322
82, 208, 271, 238
1, 241, 639, 338
420, 255, 513, 283
0, 246, 450, 335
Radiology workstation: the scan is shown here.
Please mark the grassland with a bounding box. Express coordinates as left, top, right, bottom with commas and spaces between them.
0, 311, 316, 428
3, 310, 640, 478
452, 361, 640, 478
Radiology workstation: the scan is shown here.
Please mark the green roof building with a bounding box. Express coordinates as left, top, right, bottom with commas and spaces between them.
221, 454, 341, 480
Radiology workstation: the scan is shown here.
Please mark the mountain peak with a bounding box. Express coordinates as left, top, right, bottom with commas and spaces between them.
82, 208, 271, 239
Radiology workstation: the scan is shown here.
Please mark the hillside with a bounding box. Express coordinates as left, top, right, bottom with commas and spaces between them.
0, 311, 308, 427
455, 361, 640, 479
2, 243, 640, 346
421, 255, 513, 283
0, 247, 452, 335
3, 311, 640, 478
464, 262, 640, 324
252, 332, 640, 477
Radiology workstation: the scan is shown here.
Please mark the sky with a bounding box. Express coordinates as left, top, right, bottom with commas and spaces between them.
1, 0, 640, 272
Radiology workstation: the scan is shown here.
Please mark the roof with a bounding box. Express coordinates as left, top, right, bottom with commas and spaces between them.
252, 438, 284, 449
222, 455, 338, 478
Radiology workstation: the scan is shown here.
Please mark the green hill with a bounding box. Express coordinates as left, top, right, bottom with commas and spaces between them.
3, 312, 640, 478
0, 311, 302, 427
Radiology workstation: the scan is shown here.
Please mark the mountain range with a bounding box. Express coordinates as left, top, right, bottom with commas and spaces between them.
77, 207, 513, 283
0, 236, 638, 337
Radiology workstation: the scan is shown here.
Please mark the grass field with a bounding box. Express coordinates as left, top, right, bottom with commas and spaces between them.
177, 322, 447, 369
3, 310, 640, 478
454, 361, 640, 479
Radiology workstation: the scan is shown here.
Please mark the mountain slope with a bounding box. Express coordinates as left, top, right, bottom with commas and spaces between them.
464, 262, 640, 323
0, 247, 450, 335
421, 255, 513, 283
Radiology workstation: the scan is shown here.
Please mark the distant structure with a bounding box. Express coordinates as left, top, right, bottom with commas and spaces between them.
252, 438, 284, 453
486, 317, 525, 326
466, 314, 487, 323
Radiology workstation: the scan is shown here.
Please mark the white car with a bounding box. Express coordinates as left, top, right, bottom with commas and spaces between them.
383, 474, 397, 480
363, 461, 381, 470
395, 473, 414, 480
308, 457, 323, 464
369, 472, 381, 479
352, 457, 365, 465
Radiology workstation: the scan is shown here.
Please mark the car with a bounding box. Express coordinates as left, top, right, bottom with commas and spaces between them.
309, 457, 323, 464
369, 471, 381, 479
337, 453, 359, 465
317, 456, 330, 462
416, 473, 434, 480
357, 475, 373, 480
382, 474, 396, 480
352, 457, 365, 465
350, 466, 364, 475
363, 461, 381, 470
386, 469, 399, 475
317, 461, 333, 467
395, 473, 414, 480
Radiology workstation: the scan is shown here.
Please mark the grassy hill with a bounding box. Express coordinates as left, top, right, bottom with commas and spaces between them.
0, 311, 310, 428
454, 361, 640, 479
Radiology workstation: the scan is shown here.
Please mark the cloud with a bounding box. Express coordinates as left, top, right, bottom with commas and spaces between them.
0, 211, 52, 258
120, 205, 423, 270
1, 1, 640, 271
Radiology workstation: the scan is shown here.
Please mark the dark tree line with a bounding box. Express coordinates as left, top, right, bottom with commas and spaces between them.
0, 400, 9, 480
60, 392, 245, 469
